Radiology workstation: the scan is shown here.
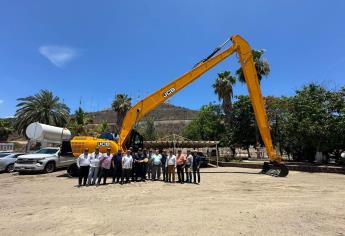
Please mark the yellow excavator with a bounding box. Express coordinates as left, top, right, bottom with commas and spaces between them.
67, 34, 289, 177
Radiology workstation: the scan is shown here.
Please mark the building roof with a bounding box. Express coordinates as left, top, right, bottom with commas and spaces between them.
144, 140, 219, 148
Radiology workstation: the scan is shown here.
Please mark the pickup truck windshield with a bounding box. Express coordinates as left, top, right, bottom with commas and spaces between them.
0, 153, 10, 158
35, 149, 58, 154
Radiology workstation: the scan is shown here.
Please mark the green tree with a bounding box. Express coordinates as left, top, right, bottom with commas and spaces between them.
98, 120, 109, 134
229, 96, 257, 157
326, 87, 345, 159
111, 94, 132, 130
14, 90, 70, 134
139, 117, 157, 141
183, 103, 225, 141
236, 49, 270, 83
283, 84, 334, 162
212, 71, 236, 127
68, 107, 92, 135
0, 119, 13, 141
265, 96, 291, 156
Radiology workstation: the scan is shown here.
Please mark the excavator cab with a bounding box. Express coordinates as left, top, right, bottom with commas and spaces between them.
125, 129, 144, 152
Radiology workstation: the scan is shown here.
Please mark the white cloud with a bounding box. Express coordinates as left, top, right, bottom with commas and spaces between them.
39, 45, 79, 68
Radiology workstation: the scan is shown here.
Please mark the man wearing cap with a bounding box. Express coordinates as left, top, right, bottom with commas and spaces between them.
76, 148, 90, 186
97, 148, 113, 185
121, 150, 133, 184
88, 147, 102, 185
112, 149, 123, 183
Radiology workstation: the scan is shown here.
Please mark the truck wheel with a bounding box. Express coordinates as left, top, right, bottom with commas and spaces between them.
44, 162, 55, 173
6, 164, 15, 173
67, 163, 79, 177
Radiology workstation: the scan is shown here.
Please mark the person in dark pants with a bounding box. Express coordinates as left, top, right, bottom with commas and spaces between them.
142, 149, 149, 181
112, 149, 123, 183
147, 149, 153, 180
192, 152, 201, 184
176, 150, 186, 184
136, 148, 145, 181
97, 148, 113, 185
185, 150, 193, 183
77, 148, 90, 186
132, 151, 139, 182
160, 150, 167, 182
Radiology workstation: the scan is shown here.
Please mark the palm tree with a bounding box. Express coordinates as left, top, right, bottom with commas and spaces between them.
14, 90, 70, 134
111, 94, 132, 129
212, 71, 237, 127
236, 49, 270, 83
68, 107, 92, 135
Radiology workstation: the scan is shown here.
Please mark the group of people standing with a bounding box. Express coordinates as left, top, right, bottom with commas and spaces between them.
76, 147, 202, 187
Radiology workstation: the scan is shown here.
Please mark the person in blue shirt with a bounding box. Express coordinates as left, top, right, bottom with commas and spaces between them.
112, 149, 123, 183
192, 151, 201, 184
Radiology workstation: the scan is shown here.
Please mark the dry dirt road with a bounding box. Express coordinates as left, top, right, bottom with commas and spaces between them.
1, 167, 345, 236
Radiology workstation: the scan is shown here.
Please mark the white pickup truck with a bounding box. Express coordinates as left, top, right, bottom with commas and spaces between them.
14, 147, 75, 174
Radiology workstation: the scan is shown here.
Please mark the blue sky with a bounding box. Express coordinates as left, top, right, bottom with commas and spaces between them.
1, 0, 345, 117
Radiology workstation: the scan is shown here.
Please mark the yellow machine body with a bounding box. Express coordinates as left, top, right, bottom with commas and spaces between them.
70, 136, 119, 157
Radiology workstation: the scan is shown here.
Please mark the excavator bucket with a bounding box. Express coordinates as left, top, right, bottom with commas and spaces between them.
261, 162, 289, 177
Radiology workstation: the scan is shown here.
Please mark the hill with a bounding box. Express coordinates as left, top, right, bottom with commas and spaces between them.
88, 103, 198, 137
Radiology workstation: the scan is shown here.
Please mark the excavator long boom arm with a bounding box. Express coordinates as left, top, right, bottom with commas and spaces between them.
119, 35, 287, 175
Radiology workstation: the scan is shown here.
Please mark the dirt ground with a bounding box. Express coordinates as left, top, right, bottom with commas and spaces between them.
1, 167, 345, 236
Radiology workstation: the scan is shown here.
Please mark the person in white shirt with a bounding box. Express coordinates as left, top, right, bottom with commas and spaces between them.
166, 150, 176, 183
77, 148, 90, 187
185, 150, 193, 183
121, 150, 133, 184
87, 147, 102, 185
151, 149, 162, 181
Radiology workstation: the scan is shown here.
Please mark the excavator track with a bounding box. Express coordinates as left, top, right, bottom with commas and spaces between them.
261, 162, 289, 177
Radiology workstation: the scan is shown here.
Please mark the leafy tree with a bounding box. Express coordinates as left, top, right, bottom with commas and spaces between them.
111, 94, 131, 129
212, 71, 236, 127
0, 119, 13, 141
286, 84, 333, 161
14, 90, 70, 134
68, 107, 92, 135
98, 120, 109, 134
183, 103, 225, 141
264, 96, 291, 156
236, 49, 270, 83
229, 96, 257, 157
139, 117, 157, 141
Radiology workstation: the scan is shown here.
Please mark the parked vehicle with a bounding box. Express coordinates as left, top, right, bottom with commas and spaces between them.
15, 147, 75, 174
0, 153, 24, 173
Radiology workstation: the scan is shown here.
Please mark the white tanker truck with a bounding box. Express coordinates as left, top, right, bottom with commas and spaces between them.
25, 122, 71, 152
15, 123, 75, 173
